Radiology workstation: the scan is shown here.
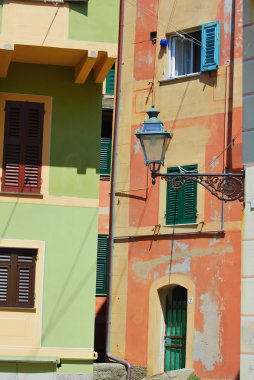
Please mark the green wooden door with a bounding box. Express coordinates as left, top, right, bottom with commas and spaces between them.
165, 286, 187, 371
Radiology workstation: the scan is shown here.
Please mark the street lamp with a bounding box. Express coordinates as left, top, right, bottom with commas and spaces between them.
135, 107, 244, 202
135, 106, 172, 184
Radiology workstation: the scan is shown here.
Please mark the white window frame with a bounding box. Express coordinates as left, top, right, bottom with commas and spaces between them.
168, 33, 200, 79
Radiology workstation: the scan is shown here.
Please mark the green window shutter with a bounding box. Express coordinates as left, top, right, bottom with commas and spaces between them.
166, 167, 180, 225
166, 165, 197, 225
201, 21, 220, 72
106, 66, 115, 95
96, 235, 109, 296
100, 137, 112, 175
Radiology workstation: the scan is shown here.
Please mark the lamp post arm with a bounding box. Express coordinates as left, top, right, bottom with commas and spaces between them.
152, 172, 244, 202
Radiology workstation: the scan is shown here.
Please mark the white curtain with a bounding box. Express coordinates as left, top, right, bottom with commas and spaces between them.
174, 38, 193, 76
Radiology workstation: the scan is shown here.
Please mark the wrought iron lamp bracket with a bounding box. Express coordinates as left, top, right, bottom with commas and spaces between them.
151, 171, 244, 202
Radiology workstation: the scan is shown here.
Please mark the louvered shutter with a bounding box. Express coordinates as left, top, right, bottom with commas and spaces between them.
96, 235, 109, 295
201, 21, 220, 72
2, 101, 44, 194
2, 102, 23, 193
0, 253, 11, 307
22, 103, 44, 193
182, 173, 197, 223
166, 167, 180, 225
100, 138, 112, 175
15, 252, 36, 308
106, 66, 115, 95
166, 165, 197, 225
0, 249, 36, 308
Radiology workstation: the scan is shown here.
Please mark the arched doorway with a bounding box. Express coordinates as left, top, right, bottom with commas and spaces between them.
147, 274, 195, 376
164, 286, 187, 371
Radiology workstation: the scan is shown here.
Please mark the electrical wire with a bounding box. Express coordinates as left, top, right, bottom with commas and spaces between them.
208, 129, 242, 169
126, 0, 203, 48
42, 4, 60, 46
126, 0, 240, 170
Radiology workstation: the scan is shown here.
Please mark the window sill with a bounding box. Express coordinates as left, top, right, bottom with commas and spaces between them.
163, 223, 199, 227
0, 192, 43, 199
100, 174, 110, 181
0, 307, 36, 312
159, 72, 201, 84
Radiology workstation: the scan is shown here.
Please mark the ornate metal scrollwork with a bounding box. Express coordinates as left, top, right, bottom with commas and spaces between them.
154, 173, 244, 202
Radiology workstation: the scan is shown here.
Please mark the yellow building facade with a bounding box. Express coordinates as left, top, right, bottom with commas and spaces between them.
111, 1, 243, 379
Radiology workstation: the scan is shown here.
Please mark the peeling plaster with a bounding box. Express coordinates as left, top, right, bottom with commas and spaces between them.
147, 51, 153, 65
174, 241, 189, 252
194, 292, 222, 371
209, 237, 221, 247
209, 203, 221, 222
99, 207, 109, 215
131, 256, 190, 283
224, 0, 233, 34
131, 242, 233, 282
169, 257, 191, 273
209, 155, 220, 169
174, 243, 233, 258
134, 139, 141, 154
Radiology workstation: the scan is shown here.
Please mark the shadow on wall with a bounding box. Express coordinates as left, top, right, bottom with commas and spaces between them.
0, 362, 57, 374
94, 299, 107, 362
0, 63, 102, 176
70, 2, 88, 16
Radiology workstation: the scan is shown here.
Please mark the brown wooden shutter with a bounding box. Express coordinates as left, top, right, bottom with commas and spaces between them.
15, 252, 36, 308
22, 103, 44, 193
0, 249, 36, 308
0, 252, 11, 307
2, 102, 23, 193
2, 101, 44, 194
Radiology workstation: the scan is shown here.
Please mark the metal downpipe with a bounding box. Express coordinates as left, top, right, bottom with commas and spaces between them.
106, 1, 131, 379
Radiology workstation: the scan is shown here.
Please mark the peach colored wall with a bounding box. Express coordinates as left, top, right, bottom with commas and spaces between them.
125, 232, 241, 379
112, 0, 243, 378
98, 179, 111, 234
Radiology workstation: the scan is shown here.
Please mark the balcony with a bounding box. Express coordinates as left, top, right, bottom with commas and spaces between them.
0, 1, 117, 83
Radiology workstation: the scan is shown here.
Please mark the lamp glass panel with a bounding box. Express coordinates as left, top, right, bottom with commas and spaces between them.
141, 135, 165, 163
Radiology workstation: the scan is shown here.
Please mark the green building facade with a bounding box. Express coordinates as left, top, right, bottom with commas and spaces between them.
0, 1, 118, 378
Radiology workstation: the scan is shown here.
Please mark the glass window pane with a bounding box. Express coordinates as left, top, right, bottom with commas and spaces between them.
174, 38, 193, 76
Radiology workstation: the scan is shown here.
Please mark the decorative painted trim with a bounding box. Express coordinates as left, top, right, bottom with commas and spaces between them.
0, 347, 96, 360
0, 194, 99, 208
0, 92, 52, 197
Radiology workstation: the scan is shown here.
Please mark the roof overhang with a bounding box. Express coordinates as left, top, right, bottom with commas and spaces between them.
0, 39, 117, 84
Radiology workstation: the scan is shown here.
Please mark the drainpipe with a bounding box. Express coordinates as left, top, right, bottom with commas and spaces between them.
106, 1, 132, 380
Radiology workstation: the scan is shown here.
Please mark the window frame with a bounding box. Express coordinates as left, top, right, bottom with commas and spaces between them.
0, 93, 52, 198
166, 21, 220, 80
168, 31, 199, 79
0, 248, 37, 309
2, 100, 44, 195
